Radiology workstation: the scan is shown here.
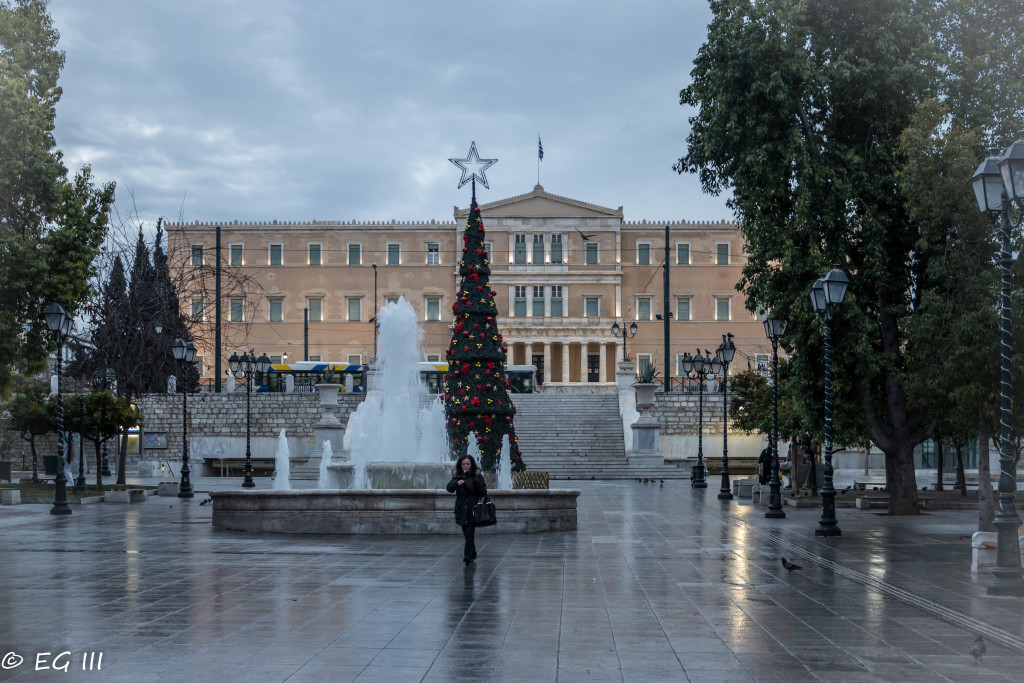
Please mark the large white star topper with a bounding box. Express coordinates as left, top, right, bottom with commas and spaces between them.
449, 142, 498, 190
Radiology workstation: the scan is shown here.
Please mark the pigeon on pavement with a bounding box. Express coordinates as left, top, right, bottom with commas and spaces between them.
781, 557, 802, 572
970, 635, 986, 665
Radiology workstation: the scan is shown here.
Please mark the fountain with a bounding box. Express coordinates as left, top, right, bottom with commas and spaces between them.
211, 202, 579, 535
272, 429, 291, 490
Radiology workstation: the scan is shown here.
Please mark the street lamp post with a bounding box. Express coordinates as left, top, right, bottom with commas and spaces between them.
43, 302, 73, 516
683, 349, 715, 488
970, 134, 1024, 596
101, 368, 114, 477
810, 266, 850, 537
763, 315, 787, 519
75, 394, 86, 492
172, 338, 197, 498
371, 263, 378, 361
716, 333, 737, 500
229, 350, 271, 488
610, 321, 638, 361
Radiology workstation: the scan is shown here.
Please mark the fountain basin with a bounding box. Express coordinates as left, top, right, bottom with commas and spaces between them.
211, 489, 580, 534
324, 462, 452, 489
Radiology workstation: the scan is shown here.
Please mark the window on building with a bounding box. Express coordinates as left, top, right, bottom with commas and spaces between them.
716, 297, 731, 321
308, 354, 322, 362
638, 354, 653, 377
677, 297, 691, 322
191, 298, 204, 322
637, 243, 651, 266
229, 298, 244, 322
348, 243, 361, 266
677, 354, 687, 377
677, 243, 690, 265
229, 244, 243, 266
269, 298, 283, 322
307, 297, 322, 322
532, 286, 545, 317
425, 296, 440, 321
426, 354, 441, 362
347, 297, 362, 321
550, 286, 564, 317
585, 242, 598, 265
514, 285, 527, 317
308, 243, 321, 266
387, 243, 400, 266
347, 354, 362, 365
269, 243, 283, 266
270, 355, 283, 365
716, 243, 730, 265
637, 298, 651, 321
532, 234, 544, 264
550, 235, 563, 264
191, 245, 204, 266
426, 242, 439, 265
386, 295, 400, 305
514, 234, 527, 264
584, 296, 599, 318
483, 242, 493, 260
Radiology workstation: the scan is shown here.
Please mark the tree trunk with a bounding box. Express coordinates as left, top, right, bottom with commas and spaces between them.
93, 440, 104, 489
954, 443, 967, 496
117, 427, 128, 486
977, 417, 995, 532
935, 438, 944, 492
29, 437, 39, 483
883, 441, 919, 515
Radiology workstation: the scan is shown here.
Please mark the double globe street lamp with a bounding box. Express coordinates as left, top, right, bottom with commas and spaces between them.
171, 338, 197, 498
228, 350, 271, 488
763, 314, 787, 519
610, 321, 638, 361
970, 133, 1024, 596
715, 334, 737, 500
810, 266, 850, 537
682, 348, 719, 488
43, 302, 73, 516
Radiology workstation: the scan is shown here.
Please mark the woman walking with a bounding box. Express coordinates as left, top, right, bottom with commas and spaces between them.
447, 455, 486, 564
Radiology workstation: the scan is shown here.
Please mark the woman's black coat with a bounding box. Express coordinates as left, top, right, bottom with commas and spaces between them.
446, 471, 486, 526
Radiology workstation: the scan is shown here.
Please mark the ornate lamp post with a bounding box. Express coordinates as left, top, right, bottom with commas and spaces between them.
810, 266, 849, 536
172, 338, 197, 498
610, 321, 638, 361
43, 302, 73, 516
716, 333, 737, 500
763, 315, 787, 518
683, 349, 715, 488
970, 134, 1024, 596
229, 350, 271, 488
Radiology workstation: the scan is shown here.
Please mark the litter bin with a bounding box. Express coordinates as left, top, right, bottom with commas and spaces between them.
0, 460, 11, 482
43, 455, 59, 476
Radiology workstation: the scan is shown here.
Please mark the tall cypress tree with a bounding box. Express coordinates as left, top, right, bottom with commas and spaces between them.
444, 189, 525, 473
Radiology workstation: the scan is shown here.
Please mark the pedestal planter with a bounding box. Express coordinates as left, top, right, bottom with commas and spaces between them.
629, 382, 663, 465
633, 382, 657, 413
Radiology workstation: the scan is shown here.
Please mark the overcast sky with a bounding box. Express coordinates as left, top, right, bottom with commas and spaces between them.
49, 1, 729, 228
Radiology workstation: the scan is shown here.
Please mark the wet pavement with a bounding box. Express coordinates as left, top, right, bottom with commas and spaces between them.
0, 479, 1022, 682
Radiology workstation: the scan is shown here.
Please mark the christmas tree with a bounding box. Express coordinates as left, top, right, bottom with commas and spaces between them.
444, 183, 526, 474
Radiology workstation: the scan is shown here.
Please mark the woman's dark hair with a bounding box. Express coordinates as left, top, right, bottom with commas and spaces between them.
455, 455, 480, 476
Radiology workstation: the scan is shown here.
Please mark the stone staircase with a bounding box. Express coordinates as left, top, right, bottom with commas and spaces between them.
511, 394, 689, 480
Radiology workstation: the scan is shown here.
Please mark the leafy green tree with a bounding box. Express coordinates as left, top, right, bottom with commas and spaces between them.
0, 0, 115, 397
65, 390, 139, 488
4, 381, 55, 482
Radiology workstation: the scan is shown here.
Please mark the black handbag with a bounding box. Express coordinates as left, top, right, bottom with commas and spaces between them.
471, 498, 497, 527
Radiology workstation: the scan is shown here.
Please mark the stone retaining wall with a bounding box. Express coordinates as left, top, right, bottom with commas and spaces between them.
651, 393, 727, 437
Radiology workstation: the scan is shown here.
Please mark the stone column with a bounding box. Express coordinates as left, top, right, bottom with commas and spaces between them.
543, 342, 552, 385
561, 342, 570, 384
579, 342, 588, 384
598, 343, 606, 383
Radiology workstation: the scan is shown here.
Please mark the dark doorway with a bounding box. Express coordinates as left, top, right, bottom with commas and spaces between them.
532, 354, 544, 385
587, 354, 600, 382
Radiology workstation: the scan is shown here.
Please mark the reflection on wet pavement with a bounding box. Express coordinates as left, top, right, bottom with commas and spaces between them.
0, 481, 1021, 681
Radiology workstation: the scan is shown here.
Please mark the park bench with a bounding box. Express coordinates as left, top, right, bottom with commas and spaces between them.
852, 476, 889, 491
202, 457, 275, 477
855, 494, 936, 510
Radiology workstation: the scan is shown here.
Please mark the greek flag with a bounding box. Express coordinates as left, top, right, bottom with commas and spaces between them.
538, 136, 544, 161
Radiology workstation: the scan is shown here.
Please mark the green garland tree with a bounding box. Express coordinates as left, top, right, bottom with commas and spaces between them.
444, 188, 525, 473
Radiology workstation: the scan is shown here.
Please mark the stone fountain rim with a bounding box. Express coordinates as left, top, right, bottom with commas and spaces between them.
211, 488, 580, 498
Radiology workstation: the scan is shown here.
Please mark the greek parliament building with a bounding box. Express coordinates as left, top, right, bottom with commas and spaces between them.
169, 184, 770, 385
